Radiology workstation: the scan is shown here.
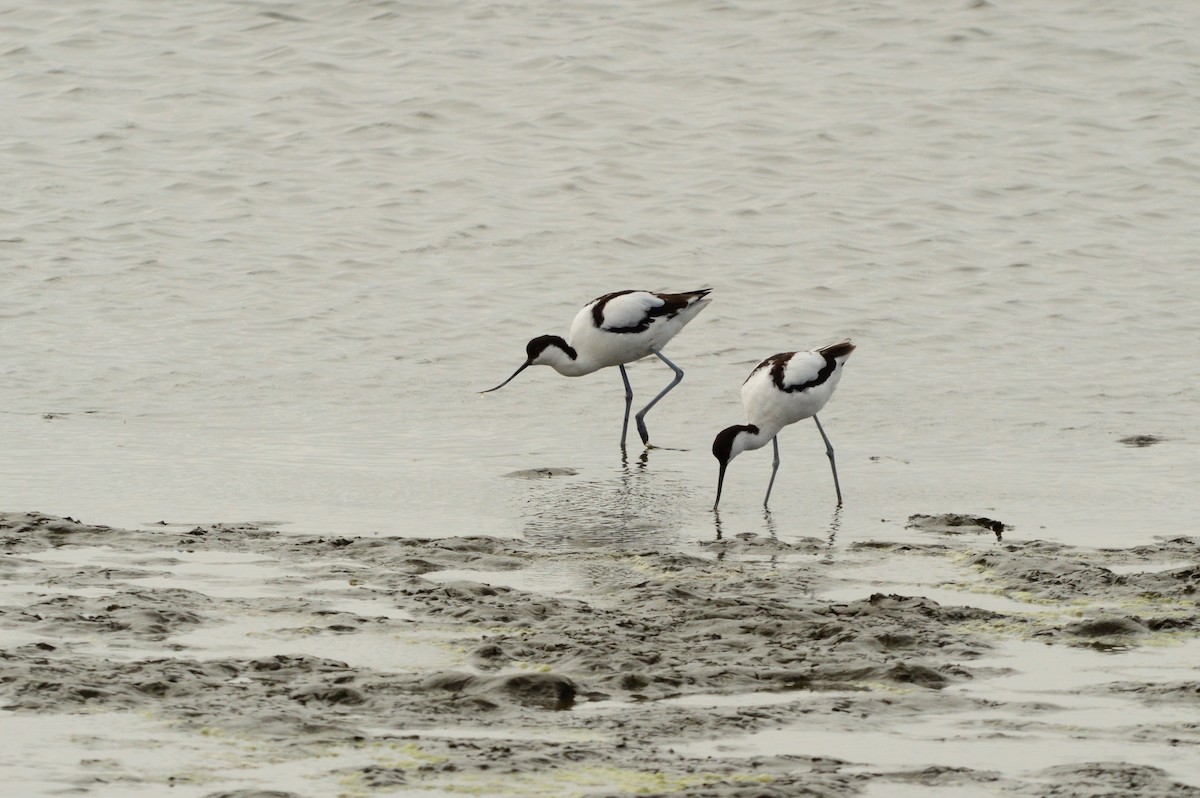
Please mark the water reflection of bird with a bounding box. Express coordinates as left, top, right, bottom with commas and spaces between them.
712, 507, 777, 542
481, 289, 712, 447
712, 340, 855, 510
713, 505, 841, 547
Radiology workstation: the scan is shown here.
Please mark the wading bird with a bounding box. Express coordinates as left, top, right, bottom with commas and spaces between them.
712, 340, 855, 509
482, 289, 712, 447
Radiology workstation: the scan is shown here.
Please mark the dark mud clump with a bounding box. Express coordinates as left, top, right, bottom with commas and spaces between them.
1118, 435, 1167, 448
422, 671, 577, 710
907, 513, 1006, 539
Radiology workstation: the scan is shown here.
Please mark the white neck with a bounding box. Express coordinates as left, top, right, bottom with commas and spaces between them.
537, 345, 601, 377
739, 425, 780, 453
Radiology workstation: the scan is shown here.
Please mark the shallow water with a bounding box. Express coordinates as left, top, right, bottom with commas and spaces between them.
2, 0, 1197, 548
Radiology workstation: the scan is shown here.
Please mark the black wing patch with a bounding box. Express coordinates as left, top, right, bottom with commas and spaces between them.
749, 341, 855, 394
591, 289, 709, 334
591, 290, 638, 330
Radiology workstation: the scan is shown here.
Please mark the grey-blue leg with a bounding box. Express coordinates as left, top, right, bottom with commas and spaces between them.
813, 415, 843, 505
763, 436, 781, 507
634, 351, 685, 446
618, 364, 633, 446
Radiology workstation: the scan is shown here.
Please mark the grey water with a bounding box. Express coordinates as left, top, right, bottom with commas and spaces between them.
2, 0, 1197, 548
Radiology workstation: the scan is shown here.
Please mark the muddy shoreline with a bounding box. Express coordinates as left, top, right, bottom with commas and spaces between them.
1, 511, 1197, 797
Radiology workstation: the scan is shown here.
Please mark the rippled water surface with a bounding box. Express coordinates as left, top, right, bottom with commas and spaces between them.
3, 0, 1197, 546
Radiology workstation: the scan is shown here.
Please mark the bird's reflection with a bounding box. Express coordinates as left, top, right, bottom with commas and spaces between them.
762, 507, 779, 539
710, 503, 843, 548
826, 505, 841, 546
618, 444, 650, 472
519, 446, 686, 551
712, 506, 779, 542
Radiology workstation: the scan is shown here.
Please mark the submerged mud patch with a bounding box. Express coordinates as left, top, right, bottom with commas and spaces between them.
1118, 435, 1168, 448
908, 513, 1007, 539
1, 512, 1198, 796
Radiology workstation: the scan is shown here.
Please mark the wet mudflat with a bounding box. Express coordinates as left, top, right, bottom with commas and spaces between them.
1, 512, 1197, 797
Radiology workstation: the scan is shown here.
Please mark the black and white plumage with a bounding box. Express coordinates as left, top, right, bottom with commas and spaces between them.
712, 340, 855, 509
482, 289, 712, 447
